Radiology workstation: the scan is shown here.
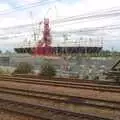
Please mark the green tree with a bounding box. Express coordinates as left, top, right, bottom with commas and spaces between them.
40, 61, 56, 78
13, 62, 33, 74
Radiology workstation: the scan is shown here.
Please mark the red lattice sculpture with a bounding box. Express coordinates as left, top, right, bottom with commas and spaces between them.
33, 18, 54, 56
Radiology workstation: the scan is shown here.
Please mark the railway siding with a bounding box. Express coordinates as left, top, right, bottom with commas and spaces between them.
0, 76, 120, 119
0, 87, 119, 119
0, 98, 110, 120
0, 77, 120, 102
0, 110, 40, 120
0, 76, 120, 92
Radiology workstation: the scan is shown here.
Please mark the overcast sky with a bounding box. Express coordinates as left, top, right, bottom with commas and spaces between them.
0, 0, 120, 51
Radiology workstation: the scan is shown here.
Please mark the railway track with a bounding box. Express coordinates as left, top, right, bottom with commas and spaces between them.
13, 74, 118, 85
0, 98, 111, 120
2, 74, 118, 85
0, 76, 120, 92
0, 86, 119, 119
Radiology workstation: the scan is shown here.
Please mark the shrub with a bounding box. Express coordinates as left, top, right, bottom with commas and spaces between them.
0, 68, 5, 75
40, 62, 56, 78
83, 75, 89, 80
0, 67, 13, 75
13, 62, 33, 74
93, 76, 99, 80
5, 68, 11, 74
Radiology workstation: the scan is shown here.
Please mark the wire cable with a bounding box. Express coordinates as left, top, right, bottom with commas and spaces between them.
0, 0, 59, 16
1, 8, 120, 30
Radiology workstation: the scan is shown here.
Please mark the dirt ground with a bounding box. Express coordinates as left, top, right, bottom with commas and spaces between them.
0, 110, 40, 120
